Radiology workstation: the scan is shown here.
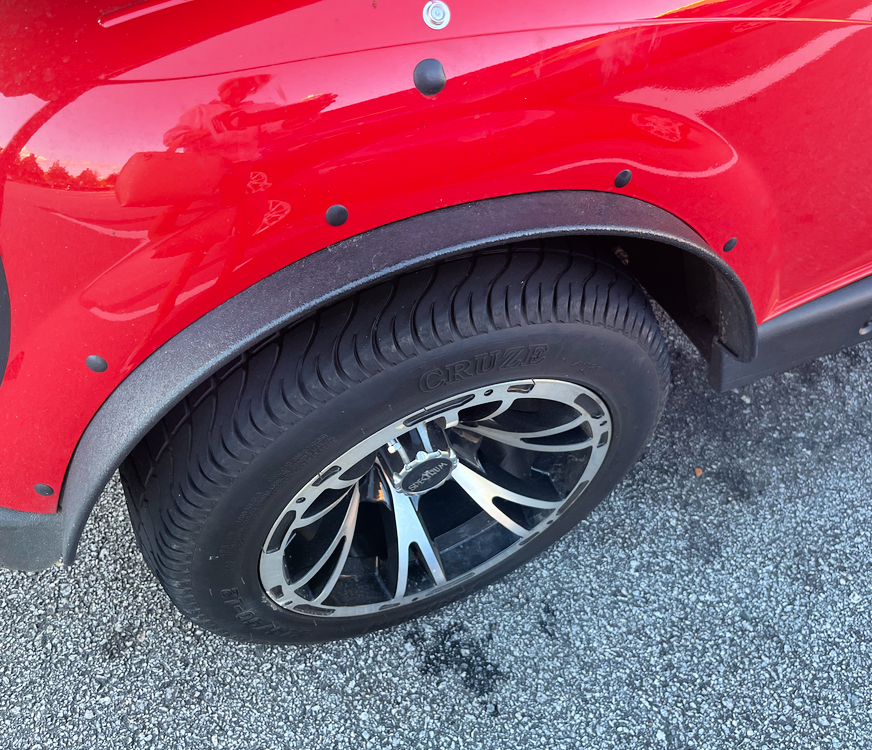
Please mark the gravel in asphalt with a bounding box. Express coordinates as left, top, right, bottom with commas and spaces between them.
1, 321, 871, 750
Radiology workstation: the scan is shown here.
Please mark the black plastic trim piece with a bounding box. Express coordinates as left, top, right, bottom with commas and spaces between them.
57, 190, 757, 566
614, 170, 632, 188
413, 58, 447, 96
86, 355, 108, 373
711, 272, 872, 391
0, 506, 62, 571
325, 204, 348, 227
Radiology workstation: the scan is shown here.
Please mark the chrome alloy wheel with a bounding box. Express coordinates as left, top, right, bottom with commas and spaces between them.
259, 379, 612, 617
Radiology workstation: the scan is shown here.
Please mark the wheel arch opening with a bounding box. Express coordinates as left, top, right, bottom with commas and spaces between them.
596, 235, 757, 365
55, 191, 757, 569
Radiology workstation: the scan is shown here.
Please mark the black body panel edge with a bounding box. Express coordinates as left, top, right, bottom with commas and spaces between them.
0, 190, 755, 570
711, 273, 872, 391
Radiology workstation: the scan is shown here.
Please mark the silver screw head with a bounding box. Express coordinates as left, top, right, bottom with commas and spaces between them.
423, 1, 450, 29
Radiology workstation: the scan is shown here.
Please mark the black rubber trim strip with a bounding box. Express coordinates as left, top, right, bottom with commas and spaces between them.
57, 190, 756, 565
711, 272, 872, 391
0, 505, 62, 571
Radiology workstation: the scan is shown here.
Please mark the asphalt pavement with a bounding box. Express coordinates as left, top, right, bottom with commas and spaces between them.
1, 320, 871, 750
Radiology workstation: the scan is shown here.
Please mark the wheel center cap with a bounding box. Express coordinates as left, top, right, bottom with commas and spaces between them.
390, 447, 458, 495
384, 423, 458, 496
400, 455, 455, 494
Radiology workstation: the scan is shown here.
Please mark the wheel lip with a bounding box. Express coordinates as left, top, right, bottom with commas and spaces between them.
258, 377, 613, 618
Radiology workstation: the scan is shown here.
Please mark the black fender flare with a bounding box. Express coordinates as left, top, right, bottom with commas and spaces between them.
59, 190, 757, 563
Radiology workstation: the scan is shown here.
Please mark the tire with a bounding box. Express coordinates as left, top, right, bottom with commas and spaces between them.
120, 244, 670, 643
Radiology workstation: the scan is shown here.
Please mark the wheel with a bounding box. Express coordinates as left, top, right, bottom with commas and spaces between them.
120, 245, 670, 643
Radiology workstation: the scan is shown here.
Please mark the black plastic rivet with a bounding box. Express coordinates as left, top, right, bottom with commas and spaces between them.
413, 59, 447, 96
325, 205, 348, 227
723, 237, 738, 252
86, 355, 108, 372
34, 484, 54, 496
614, 169, 632, 188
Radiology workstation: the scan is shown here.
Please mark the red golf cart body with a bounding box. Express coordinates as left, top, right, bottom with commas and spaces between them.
1, 0, 871, 568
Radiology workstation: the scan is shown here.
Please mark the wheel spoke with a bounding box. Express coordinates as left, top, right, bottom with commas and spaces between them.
453, 463, 561, 509
312, 485, 361, 604
451, 463, 560, 538
259, 546, 286, 586
437, 385, 528, 427
295, 489, 351, 528
285, 485, 360, 597
465, 414, 591, 452
463, 396, 516, 423
384, 479, 447, 598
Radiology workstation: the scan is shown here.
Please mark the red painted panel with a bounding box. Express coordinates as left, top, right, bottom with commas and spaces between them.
2, 0, 872, 511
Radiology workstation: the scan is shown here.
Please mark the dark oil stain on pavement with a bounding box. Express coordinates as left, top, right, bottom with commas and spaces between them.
404, 621, 503, 696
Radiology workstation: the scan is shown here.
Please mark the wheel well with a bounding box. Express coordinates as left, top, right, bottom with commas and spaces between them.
603, 236, 756, 363
57, 190, 757, 569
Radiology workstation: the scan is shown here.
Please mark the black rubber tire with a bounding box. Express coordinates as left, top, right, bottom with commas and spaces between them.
120, 244, 670, 643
